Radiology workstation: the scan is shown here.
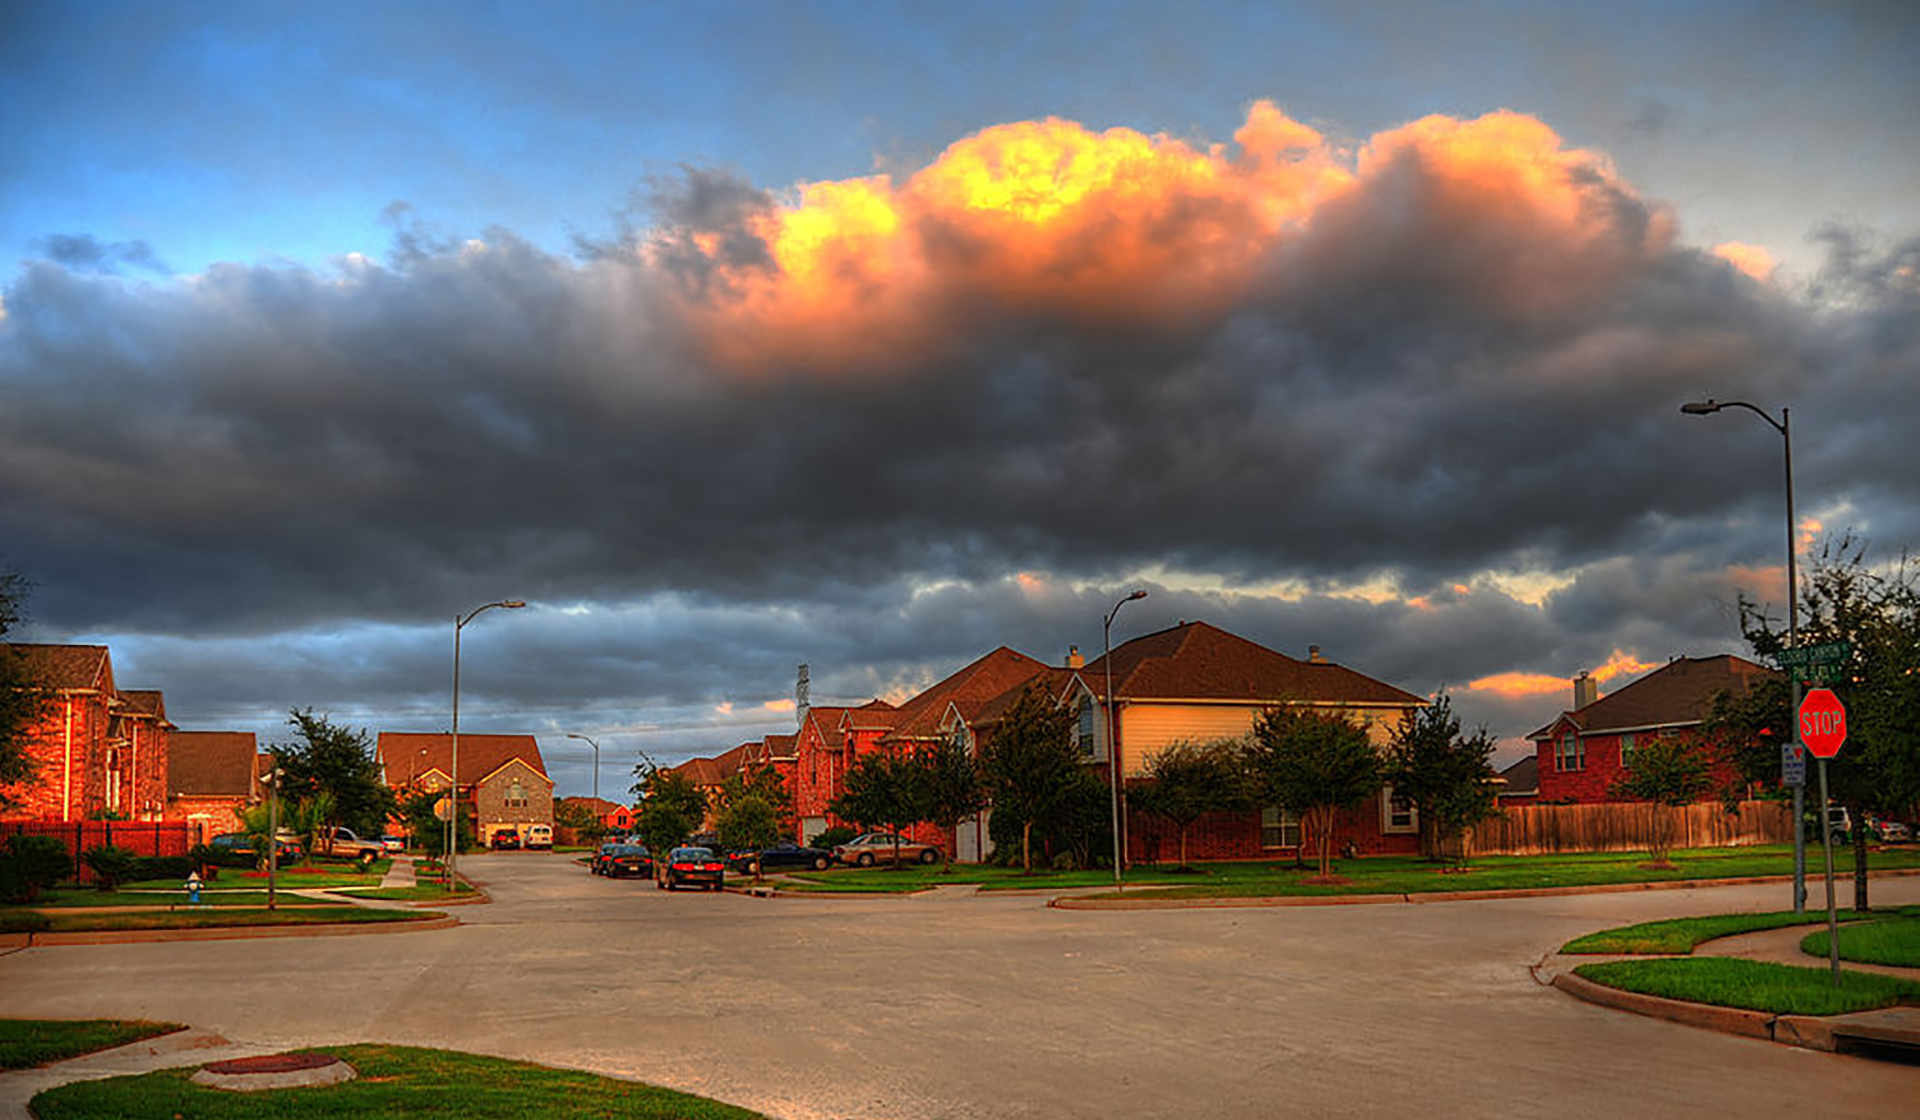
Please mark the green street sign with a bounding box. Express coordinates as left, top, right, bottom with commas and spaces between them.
1776, 641, 1851, 667
1797, 664, 1848, 686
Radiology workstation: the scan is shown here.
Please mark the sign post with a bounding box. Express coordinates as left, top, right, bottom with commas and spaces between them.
1798, 688, 1847, 985
1777, 641, 1848, 914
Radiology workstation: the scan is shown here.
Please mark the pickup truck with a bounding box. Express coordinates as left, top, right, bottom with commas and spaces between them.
316, 826, 387, 862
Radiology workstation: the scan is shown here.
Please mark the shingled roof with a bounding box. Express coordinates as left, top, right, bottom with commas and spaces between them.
1, 643, 112, 692
377, 732, 550, 787
1527, 654, 1779, 740
169, 731, 260, 798
118, 689, 171, 723
1081, 621, 1425, 707
878, 647, 1056, 744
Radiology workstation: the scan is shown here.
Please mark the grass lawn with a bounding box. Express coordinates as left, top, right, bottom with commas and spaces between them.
781, 844, 1920, 898
14, 888, 334, 909
30, 1043, 768, 1119
1559, 907, 1920, 954
1801, 916, 1920, 967
330, 882, 480, 902
0, 1020, 186, 1070
1572, 957, 1920, 1016
2, 906, 442, 934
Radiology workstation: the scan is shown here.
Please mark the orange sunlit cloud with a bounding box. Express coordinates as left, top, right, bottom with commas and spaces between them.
661, 102, 1656, 375
1468, 649, 1660, 699
763, 698, 796, 713
1713, 240, 1778, 282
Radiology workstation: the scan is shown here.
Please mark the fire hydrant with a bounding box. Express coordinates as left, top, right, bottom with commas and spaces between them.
185, 871, 203, 905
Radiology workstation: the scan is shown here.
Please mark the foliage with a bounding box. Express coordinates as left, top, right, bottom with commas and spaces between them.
0, 1019, 186, 1071
273, 709, 395, 838
633, 769, 705, 856
1245, 705, 1381, 878
1382, 693, 1501, 867
80, 844, 138, 891
0, 833, 72, 902
284, 791, 336, 866
1129, 738, 1251, 869
0, 571, 50, 808
1607, 735, 1713, 865
979, 683, 1085, 873
128, 855, 195, 881
913, 731, 987, 873
829, 751, 925, 867
715, 794, 783, 880
1733, 533, 1920, 910
554, 799, 609, 843
808, 824, 857, 849
715, 763, 793, 816
401, 791, 471, 859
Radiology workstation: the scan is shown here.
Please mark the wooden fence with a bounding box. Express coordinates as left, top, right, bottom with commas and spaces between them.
1465, 799, 1792, 856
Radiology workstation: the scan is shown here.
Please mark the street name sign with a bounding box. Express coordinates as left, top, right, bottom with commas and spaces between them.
1777, 641, 1850, 667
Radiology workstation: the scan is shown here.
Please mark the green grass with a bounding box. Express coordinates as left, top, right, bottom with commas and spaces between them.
0, 1019, 186, 1070
31, 1043, 768, 1119
14, 888, 334, 909
1572, 957, 1920, 1016
330, 882, 480, 902
1559, 907, 1920, 954
3, 906, 441, 934
780, 844, 1920, 899
1801, 916, 1920, 967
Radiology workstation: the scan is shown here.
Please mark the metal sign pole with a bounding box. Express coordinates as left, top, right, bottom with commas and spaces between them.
1817, 757, 1840, 985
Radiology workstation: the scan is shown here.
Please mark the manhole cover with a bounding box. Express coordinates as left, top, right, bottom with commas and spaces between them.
191, 1052, 357, 1092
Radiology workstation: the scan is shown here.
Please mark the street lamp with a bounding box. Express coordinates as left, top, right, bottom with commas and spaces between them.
567, 733, 601, 804
450, 599, 526, 890
1681, 398, 1806, 913
1104, 589, 1148, 886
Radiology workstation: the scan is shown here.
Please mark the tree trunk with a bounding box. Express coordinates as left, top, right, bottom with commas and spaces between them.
1315, 807, 1333, 877
1178, 823, 1189, 870
1021, 820, 1033, 875
1853, 828, 1870, 911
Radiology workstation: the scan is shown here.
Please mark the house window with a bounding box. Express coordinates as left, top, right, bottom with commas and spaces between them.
1620, 733, 1637, 766
1381, 786, 1417, 834
506, 780, 527, 808
1261, 806, 1302, 848
1077, 696, 1097, 760
1556, 732, 1584, 771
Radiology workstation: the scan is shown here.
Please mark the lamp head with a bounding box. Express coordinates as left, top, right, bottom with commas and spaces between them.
501, 600, 527, 609
1127, 589, 1149, 602
1680, 400, 1721, 415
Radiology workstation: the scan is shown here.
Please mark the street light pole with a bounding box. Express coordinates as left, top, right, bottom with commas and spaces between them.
1104, 590, 1148, 886
567, 733, 601, 804
450, 599, 526, 892
1682, 399, 1804, 912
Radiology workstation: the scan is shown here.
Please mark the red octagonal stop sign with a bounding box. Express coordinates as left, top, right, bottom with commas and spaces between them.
1798, 688, 1847, 758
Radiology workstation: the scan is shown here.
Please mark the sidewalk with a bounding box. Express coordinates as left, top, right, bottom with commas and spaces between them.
0, 1029, 282, 1120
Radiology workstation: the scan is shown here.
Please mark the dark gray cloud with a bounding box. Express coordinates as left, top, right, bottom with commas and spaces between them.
32, 234, 168, 275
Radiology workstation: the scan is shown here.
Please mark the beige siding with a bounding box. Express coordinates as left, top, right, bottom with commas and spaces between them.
1119, 702, 1411, 776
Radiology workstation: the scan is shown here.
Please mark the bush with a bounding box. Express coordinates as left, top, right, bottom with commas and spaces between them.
808, 825, 858, 850
0, 834, 73, 903
129, 855, 195, 881
80, 844, 138, 891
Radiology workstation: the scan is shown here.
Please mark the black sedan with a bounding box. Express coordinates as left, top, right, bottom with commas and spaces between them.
589, 842, 624, 875
658, 846, 726, 891
603, 844, 654, 879
727, 839, 833, 874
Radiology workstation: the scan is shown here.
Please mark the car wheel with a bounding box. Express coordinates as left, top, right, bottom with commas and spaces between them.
857, 852, 875, 867
666, 879, 677, 891
919, 848, 938, 865
812, 856, 829, 871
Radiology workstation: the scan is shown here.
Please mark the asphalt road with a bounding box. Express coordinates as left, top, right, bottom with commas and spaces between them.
4, 854, 1916, 1119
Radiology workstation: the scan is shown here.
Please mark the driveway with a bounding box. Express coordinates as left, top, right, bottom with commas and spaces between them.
3, 853, 1916, 1119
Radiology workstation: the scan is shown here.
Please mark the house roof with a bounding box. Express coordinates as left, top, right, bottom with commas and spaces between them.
1080, 621, 1425, 707
1526, 654, 1780, 740
376, 732, 550, 787
118, 689, 172, 723
560, 796, 627, 816
762, 733, 797, 761
168, 731, 259, 798
1496, 754, 1539, 798
950, 666, 1078, 733
878, 646, 1056, 744
1, 643, 112, 692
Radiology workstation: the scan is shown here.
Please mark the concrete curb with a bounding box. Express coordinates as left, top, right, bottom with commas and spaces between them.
1551, 972, 1777, 1040
1549, 971, 1920, 1054
5, 912, 459, 946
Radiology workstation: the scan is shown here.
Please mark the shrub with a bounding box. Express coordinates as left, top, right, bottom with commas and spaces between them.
808, 825, 858, 850
80, 844, 139, 891
0, 834, 73, 903
129, 855, 195, 881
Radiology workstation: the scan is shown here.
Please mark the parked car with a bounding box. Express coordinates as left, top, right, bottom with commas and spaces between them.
728, 839, 833, 874
378, 835, 407, 854
1866, 817, 1912, 843
491, 828, 522, 850
206, 831, 302, 864
589, 841, 624, 875
316, 826, 386, 862
659, 846, 725, 891
603, 844, 654, 879
523, 823, 554, 850
831, 832, 941, 867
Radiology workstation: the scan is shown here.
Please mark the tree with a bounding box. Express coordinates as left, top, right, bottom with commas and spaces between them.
1129, 738, 1250, 870
1735, 534, 1920, 909
633, 768, 705, 858
715, 794, 783, 881
1246, 706, 1381, 880
555, 798, 609, 844
274, 709, 394, 837
915, 731, 987, 874
1608, 736, 1713, 867
979, 684, 1083, 874
402, 790, 473, 862
829, 751, 925, 868
0, 570, 49, 808
1382, 694, 1501, 868
285, 791, 336, 867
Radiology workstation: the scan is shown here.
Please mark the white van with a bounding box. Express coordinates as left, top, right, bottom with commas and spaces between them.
523, 823, 554, 850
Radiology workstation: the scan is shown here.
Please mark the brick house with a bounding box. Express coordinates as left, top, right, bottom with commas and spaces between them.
166, 731, 261, 841
1074, 622, 1430, 863
376, 732, 554, 846
562, 796, 636, 833
791, 700, 895, 844
1526, 655, 1779, 803
0, 643, 173, 822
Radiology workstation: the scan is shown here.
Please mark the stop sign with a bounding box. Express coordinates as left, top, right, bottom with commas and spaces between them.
1798, 688, 1847, 758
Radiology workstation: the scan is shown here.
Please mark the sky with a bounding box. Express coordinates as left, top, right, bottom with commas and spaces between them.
3, 1, 1917, 800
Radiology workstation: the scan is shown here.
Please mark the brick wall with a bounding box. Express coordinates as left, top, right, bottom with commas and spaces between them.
168, 795, 249, 842
0, 693, 112, 820
471, 761, 554, 843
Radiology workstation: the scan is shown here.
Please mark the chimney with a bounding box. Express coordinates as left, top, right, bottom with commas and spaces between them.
1066, 646, 1084, 669
1573, 670, 1598, 709
1308, 645, 1325, 663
